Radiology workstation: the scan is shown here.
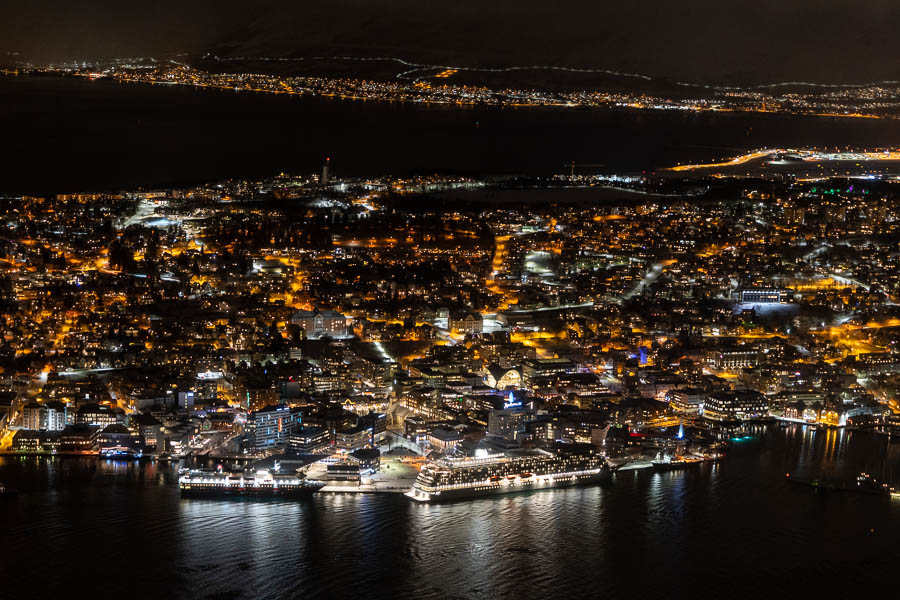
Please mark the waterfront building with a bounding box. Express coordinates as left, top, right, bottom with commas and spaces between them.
75, 404, 121, 427
130, 413, 163, 449
12, 430, 44, 452
349, 448, 381, 471
521, 358, 575, 385
702, 391, 769, 422
326, 462, 360, 483
59, 424, 102, 452
159, 422, 197, 455
247, 404, 302, 448
98, 424, 145, 456
429, 428, 463, 453
22, 401, 67, 431
288, 425, 331, 453
334, 424, 371, 453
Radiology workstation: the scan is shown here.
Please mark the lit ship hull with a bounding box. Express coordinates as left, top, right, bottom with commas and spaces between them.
179, 471, 325, 499
406, 445, 609, 503
651, 458, 710, 471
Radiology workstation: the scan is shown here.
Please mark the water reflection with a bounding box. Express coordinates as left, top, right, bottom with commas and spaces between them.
4, 427, 900, 599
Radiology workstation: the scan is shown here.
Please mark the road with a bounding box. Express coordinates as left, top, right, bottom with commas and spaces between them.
622, 260, 674, 301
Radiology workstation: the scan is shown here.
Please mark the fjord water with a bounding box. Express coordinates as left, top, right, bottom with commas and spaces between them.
3, 426, 900, 599
3, 75, 900, 194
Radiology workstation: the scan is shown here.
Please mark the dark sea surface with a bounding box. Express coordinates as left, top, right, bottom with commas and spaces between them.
3, 75, 900, 195
3, 425, 900, 599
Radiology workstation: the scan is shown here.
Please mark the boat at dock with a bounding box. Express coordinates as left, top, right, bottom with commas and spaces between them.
179, 469, 325, 499
651, 452, 718, 472
652, 457, 706, 471
405, 443, 609, 503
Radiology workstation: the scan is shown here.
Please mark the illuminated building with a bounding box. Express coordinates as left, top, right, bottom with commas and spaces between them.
484, 364, 522, 389
59, 424, 102, 452
248, 404, 302, 448
288, 426, 330, 453
701, 391, 769, 422
12, 430, 45, 452
334, 424, 371, 452
291, 308, 349, 339
714, 349, 760, 370
667, 388, 707, 415
449, 311, 483, 334
358, 412, 388, 443
740, 289, 782, 303
521, 357, 575, 385
74, 404, 121, 427
22, 401, 67, 431
130, 413, 163, 449
98, 424, 145, 457
326, 463, 360, 482
487, 408, 530, 441
429, 428, 462, 453
178, 391, 195, 410
349, 448, 381, 471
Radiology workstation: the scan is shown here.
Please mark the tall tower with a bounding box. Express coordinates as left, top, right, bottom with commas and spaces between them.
321, 157, 330, 185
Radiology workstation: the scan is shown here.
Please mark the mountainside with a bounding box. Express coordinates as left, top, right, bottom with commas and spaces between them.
3, 0, 899, 86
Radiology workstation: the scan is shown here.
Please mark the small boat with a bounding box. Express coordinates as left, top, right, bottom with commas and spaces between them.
100, 448, 143, 460
651, 452, 711, 472
652, 458, 703, 471
786, 472, 896, 496
856, 472, 893, 496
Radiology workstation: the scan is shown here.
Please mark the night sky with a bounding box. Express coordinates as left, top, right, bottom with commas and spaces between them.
1, 1, 898, 85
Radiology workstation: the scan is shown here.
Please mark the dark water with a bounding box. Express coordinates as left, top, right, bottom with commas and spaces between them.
3, 75, 900, 194
3, 425, 900, 599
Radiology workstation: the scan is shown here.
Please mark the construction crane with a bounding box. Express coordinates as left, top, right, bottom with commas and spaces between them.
564, 162, 606, 177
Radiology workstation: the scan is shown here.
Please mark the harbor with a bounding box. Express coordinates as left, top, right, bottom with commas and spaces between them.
5, 424, 900, 599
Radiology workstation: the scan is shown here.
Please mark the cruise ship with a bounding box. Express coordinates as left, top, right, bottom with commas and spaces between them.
406, 444, 609, 502
179, 469, 325, 499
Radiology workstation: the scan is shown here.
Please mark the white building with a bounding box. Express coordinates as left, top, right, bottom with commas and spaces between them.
449, 311, 483, 334
291, 309, 349, 339
22, 401, 68, 431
